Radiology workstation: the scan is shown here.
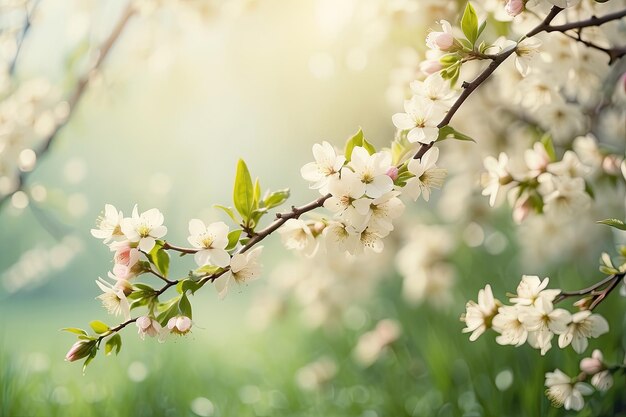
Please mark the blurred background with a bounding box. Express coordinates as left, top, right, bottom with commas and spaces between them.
0, 0, 625, 416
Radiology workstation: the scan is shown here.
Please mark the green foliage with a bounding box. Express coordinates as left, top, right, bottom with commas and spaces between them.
226, 229, 242, 251
104, 334, 122, 356
147, 241, 170, 278
461, 2, 479, 45
214, 204, 238, 222
540, 135, 556, 162
598, 218, 626, 231
439, 55, 462, 87
176, 278, 204, 295
230, 160, 291, 235
178, 294, 192, 319
263, 189, 290, 210
344, 128, 376, 161
436, 125, 476, 143
156, 296, 181, 326
61, 327, 88, 336
233, 159, 255, 221
88, 320, 109, 334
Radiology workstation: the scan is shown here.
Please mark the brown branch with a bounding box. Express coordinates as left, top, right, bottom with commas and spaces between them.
560, 28, 626, 65
414, 6, 565, 160
240, 193, 332, 253
0, 3, 136, 210
9, 0, 42, 75
544, 8, 626, 34
554, 273, 624, 310
162, 242, 198, 254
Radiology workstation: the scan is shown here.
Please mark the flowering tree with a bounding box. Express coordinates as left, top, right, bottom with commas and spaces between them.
2, 0, 619, 411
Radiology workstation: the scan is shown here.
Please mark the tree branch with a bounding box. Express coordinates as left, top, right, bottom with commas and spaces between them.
0, 3, 136, 210
544, 8, 626, 34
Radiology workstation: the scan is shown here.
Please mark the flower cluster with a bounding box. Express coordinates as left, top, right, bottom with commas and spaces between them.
462, 275, 609, 355
292, 135, 447, 258
482, 135, 624, 224
0, 79, 68, 201
545, 349, 622, 410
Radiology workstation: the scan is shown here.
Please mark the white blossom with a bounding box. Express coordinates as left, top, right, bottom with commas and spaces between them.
520, 297, 571, 355
481, 152, 512, 207
545, 369, 592, 411
95, 277, 131, 321
410, 74, 455, 110
364, 191, 405, 235
349, 147, 394, 198
215, 246, 263, 299
187, 219, 231, 267
392, 96, 445, 144
404, 146, 447, 201
514, 37, 542, 76
558, 310, 609, 353
538, 174, 591, 217
324, 169, 370, 228
278, 219, 319, 256
492, 305, 529, 347
121, 205, 168, 253
462, 285, 501, 341
300, 141, 346, 193
509, 275, 560, 306
91, 204, 124, 243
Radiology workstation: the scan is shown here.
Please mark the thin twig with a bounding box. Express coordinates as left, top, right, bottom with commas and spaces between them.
0, 3, 136, 210
9, 0, 42, 75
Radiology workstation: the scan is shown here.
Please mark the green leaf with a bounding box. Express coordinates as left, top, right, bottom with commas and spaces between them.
597, 218, 626, 231
226, 229, 242, 251
148, 244, 170, 278
214, 204, 238, 222
344, 128, 375, 159
600, 265, 619, 275
440, 53, 460, 66
253, 178, 261, 209
89, 320, 110, 334
104, 334, 122, 356
345, 128, 364, 161
362, 135, 376, 155
61, 327, 87, 336
177, 279, 204, 295
263, 189, 290, 210
194, 264, 224, 276
461, 2, 479, 45
477, 20, 487, 40
540, 135, 556, 162
82, 348, 97, 374
458, 38, 474, 51
585, 181, 595, 200
178, 294, 192, 319
233, 159, 255, 221
133, 283, 155, 292
436, 125, 476, 143
156, 296, 181, 326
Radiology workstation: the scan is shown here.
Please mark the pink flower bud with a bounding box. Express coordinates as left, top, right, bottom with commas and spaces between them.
505, 0, 524, 17
425, 20, 455, 51
65, 340, 95, 362
420, 60, 442, 75
136, 316, 162, 339
167, 315, 192, 335
602, 155, 622, 175
386, 166, 399, 181
426, 32, 454, 51
580, 349, 604, 374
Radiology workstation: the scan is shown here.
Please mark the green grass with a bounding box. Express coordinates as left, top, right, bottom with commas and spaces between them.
1, 224, 626, 417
